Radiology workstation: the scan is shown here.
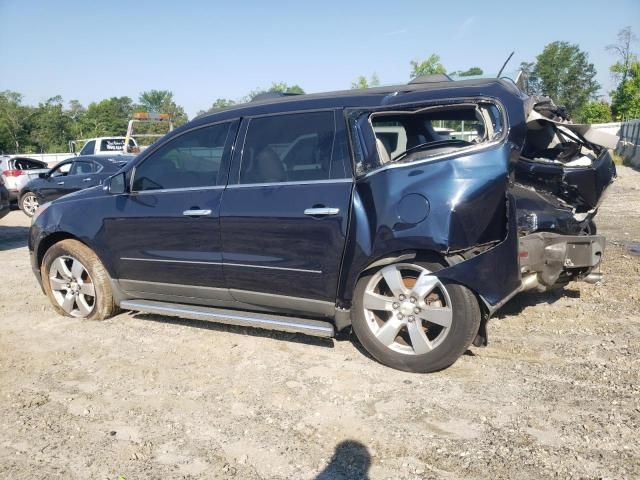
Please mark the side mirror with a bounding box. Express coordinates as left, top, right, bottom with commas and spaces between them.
106, 172, 126, 194
38, 172, 49, 179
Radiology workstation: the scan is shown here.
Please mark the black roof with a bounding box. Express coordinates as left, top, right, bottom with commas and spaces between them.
71, 154, 136, 170
194, 77, 523, 124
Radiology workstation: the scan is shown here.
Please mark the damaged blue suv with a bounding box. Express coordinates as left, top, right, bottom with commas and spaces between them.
29, 76, 616, 372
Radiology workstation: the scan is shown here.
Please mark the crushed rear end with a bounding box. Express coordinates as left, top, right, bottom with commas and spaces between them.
513, 97, 617, 291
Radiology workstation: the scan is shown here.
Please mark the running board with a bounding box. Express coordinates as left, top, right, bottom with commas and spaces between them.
120, 299, 335, 338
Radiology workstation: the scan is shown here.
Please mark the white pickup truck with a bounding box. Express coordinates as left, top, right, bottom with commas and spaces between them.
75, 137, 138, 156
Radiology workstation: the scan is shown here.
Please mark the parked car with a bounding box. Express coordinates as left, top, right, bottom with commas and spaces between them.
19, 155, 134, 216
0, 177, 10, 220
0, 156, 49, 203
28, 77, 615, 372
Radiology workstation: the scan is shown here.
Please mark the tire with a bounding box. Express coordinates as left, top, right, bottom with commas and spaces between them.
19, 192, 39, 217
41, 239, 119, 320
351, 261, 481, 373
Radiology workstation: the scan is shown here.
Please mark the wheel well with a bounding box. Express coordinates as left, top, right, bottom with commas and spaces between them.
358, 250, 448, 278
36, 232, 82, 269
353, 248, 489, 344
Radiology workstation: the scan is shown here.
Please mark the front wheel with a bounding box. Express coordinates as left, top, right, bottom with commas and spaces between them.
41, 239, 119, 320
19, 192, 39, 217
351, 262, 481, 373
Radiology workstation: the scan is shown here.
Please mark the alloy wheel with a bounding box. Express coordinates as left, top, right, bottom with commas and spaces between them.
22, 193, 39, 216
362, 263, 453, 355
48, 255, 96, 317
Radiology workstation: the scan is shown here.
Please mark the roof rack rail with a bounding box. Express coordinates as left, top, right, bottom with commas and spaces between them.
250, 91, 303, 102
408, 73, 452, 85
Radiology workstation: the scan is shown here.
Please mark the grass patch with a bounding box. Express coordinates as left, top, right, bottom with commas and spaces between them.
611, 151, 626, 166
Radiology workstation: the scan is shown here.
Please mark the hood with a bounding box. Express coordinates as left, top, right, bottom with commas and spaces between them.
51, 184, 106, 204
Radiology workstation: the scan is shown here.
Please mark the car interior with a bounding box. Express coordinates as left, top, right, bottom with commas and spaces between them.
12, 158, 47, 170
239, 112, 336, 184
371, 103, 502, 166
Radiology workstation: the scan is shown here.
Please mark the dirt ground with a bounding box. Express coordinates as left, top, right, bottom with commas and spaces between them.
1, 167, 639, 480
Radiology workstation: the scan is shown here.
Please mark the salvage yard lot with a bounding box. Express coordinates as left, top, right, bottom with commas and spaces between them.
1, 167, 639, 480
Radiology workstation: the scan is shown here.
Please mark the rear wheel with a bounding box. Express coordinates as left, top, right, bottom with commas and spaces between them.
19, 192, 39, 217
41, 239, 119, 320
351, 262, 481, 373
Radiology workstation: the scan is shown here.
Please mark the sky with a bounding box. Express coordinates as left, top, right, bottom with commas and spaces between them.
1, 0, 639, 118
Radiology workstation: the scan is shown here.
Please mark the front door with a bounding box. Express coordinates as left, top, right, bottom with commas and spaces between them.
98, 120, 238, 302
57, 159, 100, 197
220, 110, 353, 316
40, 161, 72, 202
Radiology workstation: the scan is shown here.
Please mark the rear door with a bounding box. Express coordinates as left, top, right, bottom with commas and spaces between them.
220, 110, 353, 316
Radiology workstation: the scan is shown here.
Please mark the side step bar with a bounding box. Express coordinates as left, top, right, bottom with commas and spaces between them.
120, 299, 335, 338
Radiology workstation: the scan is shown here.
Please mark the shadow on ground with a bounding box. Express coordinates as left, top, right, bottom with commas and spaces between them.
315, 440, 371, 480
495, 287, 580, 319
0, 225, 29, 251
130, 311, 335, 349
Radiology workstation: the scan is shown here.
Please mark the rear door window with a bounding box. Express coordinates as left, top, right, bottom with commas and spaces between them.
14, 158, 47, 170
239, 111, 344, 184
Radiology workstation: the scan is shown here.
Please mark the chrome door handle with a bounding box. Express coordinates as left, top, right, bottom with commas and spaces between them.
83, 178, 92, 182
304, 207, 340, 216
182, 209, 212, 217
57, 181, 64, 185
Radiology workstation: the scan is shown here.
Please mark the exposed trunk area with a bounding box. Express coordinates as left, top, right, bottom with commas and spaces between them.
513, 97, 617, 236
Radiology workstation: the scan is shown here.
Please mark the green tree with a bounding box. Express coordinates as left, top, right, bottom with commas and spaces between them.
452, 67, 483, 77
530, 41, 600, 119
67, 99, 86, 139
351, 73, 380, 89
197, 98, 237, 116
81, 96, 134, 138
210, 98, 236, 109
31, 95, 72, 152
137, 90, 188, 126
268, 82, 304, 94
611, 61, 640, 120
607, 26, 637, 85
0, 91, 34, 153
579, 100, 613, 123
246, 82, 305, 102
608, 27, 640, 120
409, 54, 446, 78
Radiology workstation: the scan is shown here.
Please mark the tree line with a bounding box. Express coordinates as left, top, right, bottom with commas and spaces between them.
1, 27, 638, 154
0, 90, 188, 154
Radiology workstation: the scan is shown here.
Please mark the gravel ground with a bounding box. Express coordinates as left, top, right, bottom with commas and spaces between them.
0, 166, 639, 480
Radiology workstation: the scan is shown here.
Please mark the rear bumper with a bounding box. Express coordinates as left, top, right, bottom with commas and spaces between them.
519, 232, 605, 287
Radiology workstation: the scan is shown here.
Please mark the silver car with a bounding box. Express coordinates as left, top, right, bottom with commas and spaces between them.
0, 156, 49, 204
